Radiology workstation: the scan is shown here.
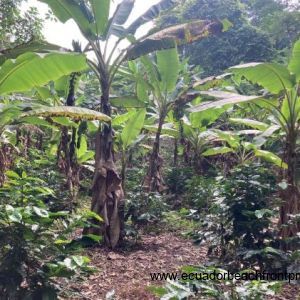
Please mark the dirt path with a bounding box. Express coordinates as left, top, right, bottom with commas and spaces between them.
62, 233, 300, 300
65, 233, 208, 300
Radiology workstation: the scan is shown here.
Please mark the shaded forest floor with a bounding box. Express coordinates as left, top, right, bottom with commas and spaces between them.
63, 233, 207, 299
61, 232, 300, 300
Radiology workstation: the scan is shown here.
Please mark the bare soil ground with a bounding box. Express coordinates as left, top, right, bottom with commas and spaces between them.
62, 233, 300, 300
64, 233, 207, 299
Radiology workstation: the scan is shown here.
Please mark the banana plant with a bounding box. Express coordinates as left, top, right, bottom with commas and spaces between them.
209, 128, 286, 168
0, 0, 228, 248
0, 101, 110, 185
40, 0, 227, 248
57, 41, 84, 207
188, 38, 300, 242
0, 51, 88, 94
113, 109, 146, 189
178, 107, 284, 173
135, 48, 195, 192
181, 123, 219, 172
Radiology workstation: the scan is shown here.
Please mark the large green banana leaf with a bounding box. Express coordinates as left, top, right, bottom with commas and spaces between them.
38, 0, 96, 38
157, 48, 179, 93
110, 97, 146, 108
121, 109, 146, 149
202, 147, 234, 157
255, 150, 287, 169
230, 63, 295, 94
289, 39, 300, 81
89, 0, 110, 37
0, 52, 87, 95
190, 107, 226, 128
0, 41, 65, 65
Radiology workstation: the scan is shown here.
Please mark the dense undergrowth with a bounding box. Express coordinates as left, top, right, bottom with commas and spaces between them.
1, 0, 300, 299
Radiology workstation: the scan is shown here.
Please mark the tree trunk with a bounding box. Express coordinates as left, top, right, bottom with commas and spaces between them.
0, 147, 6, 187
143, 111, 167, 192
173, 139, 178, 167
58, 72, 80, 208
0, 145, 14, 187
279, 131, 300, 247
121, 152, 126, 190
87, 79, 124, 248
59, 127, 80, 209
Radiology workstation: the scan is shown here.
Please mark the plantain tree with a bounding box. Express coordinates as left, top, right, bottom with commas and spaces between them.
113, 109, 146, 189
57, 41, 84, 208
0, 0, 228, 247
116, 48, 191, 192
188, 39, 300, 244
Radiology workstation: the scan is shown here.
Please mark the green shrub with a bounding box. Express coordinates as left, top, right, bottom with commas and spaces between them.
162, 209, 201, 236
165, 167, 194, 195
0, 170, 99, 299
184, 175, 216, 210
194, 163, 280, 271
126, 191, 169, 225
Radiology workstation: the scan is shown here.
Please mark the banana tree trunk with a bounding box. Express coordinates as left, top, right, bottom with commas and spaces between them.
0, 145, 13, 187
58, 72, 80, 208
279, 131, 300, 247
121, 151, 126, 190
0, 146, 6, 186
173, 139, 178, 167
144, 110, 167, 192
88, 79, 124, 248
59, 127, 79, 208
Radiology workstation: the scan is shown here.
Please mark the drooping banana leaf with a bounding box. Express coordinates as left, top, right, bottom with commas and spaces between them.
38, 0, 96, 38
0, 41, 67, 65
229, 118, 269, 131
51, 117, 78, 127
188, 91, 261, 113
193, 73, 231, 90
20, 116, 56, 129
0, 52, 88, 95
0, 105, 23, 132
126, 20, 225, 60
254, 150, 288, 169
230, 63, 295, 94
126, 0, 177, 35
22, 106, 111, 122
144, 124, 179, 138
253, 125, 281, 147
202, 146, 234, 157
54, 76, 70, 97
104, 0, 135, 38
35, 87, 55, 100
